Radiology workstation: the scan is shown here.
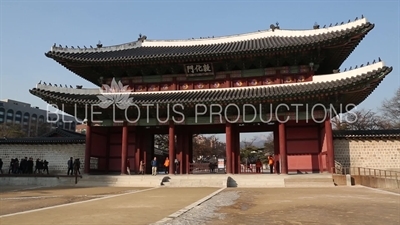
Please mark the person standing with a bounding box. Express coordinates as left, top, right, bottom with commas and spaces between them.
43, 160, 49, 175
67, 157, 74, 175
74, 158, 81, 175
139, 160, 145, 175
0, 158, 3, 174
126, 159, 131, 175
151, 157, 157, 176
268, 155, 274, 174
256, 159, 262, 173
164, 157, 170, 174
174, 159, 179, 175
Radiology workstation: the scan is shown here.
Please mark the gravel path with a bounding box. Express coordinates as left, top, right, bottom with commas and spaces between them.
162, 190, 240, 225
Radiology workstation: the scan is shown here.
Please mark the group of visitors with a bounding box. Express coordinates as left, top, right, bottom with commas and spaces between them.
125, 156, 180, 176
67, 157, 81, 176
2, 157, 49, 175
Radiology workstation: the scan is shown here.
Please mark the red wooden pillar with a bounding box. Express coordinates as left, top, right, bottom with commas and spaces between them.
177, 128, 183, 174
225, 122, 232, 174
232, 124, 240, 174
318, 124, 323, 173
84, 122, 91, 174
135, 129, 142, 174
105, 128, 110, 173
273, 126, 280, 174
279, 122, 288, 174
231, 125, 236, 174
188, 133, 193, 173
325, 117, 334, 173
181, 131, 187, 174
235, 127, 241, 174
168, 121, 175, 175
121, 124, 128, 174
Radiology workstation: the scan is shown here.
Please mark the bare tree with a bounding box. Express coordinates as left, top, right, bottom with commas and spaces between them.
333, 109, 389, 130
263, 133, 274, 156
240, 137, 268, 164
192, 135, 225, 161
0, 124, 26, 138
380, 87, 400, 129
154, 133, 200, 151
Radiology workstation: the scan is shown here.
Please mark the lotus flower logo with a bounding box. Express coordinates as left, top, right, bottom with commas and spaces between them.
97, 78, 134, 110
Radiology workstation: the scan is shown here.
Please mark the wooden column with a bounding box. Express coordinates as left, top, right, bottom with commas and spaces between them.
135, 128, 142, 174
184, 132, 189, 174
225, 122, 232, 174
142, 131, 149, 174
232, 124, 240, 174
279, 122, 288, 174
177, 128, 183, 174
168, 121, 175, 175
325, 117, 334, 173
121, 124, 128, 174
84, 122, 91, 174
188, 133, 193, 173
105, 128, 110, 173
318, 124, 323, 173
235, 128, 241, 174
273, 125, 280, 174
231, 125, 236, 174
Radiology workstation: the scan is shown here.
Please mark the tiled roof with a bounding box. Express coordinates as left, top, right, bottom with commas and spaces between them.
40, 127, 85, 138
333, 130, 400, 139
45, 18, 373, 64
29, 63, 392, 106
0, 137, 85, 144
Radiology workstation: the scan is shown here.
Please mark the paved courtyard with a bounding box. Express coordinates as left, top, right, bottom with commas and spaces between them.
211, 187, 400, 225
0, 185, 399, 225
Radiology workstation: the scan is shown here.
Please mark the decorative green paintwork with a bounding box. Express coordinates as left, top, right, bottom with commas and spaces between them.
241, 68, 264, 77
142, 75, 162, 83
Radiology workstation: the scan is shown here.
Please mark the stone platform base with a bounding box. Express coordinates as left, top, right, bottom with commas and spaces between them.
0, 173, 335, 188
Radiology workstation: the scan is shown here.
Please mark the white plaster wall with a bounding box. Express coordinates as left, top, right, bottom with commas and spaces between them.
334, 139, 400, 170
0, 144, 85, 174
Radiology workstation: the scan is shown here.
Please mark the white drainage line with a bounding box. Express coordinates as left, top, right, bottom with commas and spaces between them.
151, 187, 226, 225
0, 187, 159, 218
355, 185, 400, 196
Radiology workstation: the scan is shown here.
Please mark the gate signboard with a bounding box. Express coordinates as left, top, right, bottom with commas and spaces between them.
218, 158, 225, 173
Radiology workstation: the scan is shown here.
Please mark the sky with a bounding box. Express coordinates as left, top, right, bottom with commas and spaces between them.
0, 0, 399, 142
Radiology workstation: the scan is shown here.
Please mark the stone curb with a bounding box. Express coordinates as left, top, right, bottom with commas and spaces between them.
151, 187, 226, 225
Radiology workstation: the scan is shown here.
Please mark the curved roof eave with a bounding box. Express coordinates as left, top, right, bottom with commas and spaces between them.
48, 18, 369, 54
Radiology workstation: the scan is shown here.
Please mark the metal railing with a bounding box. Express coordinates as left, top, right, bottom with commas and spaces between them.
333, 166, 400, 189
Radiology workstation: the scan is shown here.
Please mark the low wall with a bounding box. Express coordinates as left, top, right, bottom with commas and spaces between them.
332, 174, 399, 189
332, 174, 347, 186
0, 176, 76, 186
334, 138, 400, 170
352, 175, 399, 189
0, 143, 85, 175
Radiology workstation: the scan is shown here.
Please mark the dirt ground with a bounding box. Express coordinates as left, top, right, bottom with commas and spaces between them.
212, 187, 400, 225
0, 186, 143, 215
0, 186, 219, 225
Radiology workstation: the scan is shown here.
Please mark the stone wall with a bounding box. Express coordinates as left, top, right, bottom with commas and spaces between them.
1, 138, 399, 175
334, 139, 400, 170
0, 144, 85, 174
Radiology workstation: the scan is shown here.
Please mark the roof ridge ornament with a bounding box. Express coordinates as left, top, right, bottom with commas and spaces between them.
138, 33, 147, 42
270, 22, 280, 32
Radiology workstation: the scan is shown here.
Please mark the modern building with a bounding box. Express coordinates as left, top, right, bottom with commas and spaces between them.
29, 16, 392, 174
0, 99, 77, 137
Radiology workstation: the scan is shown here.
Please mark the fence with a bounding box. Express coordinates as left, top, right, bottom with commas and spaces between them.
188, 163, 264, 174
333, 166, 400, 189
